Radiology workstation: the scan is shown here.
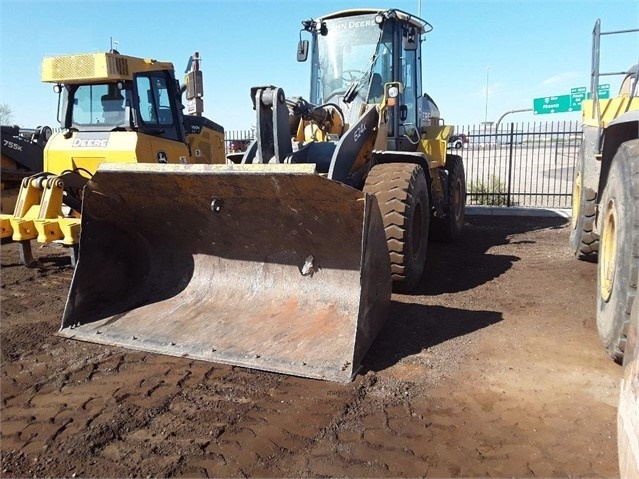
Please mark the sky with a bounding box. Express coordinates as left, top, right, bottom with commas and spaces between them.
1, 0, 638, 132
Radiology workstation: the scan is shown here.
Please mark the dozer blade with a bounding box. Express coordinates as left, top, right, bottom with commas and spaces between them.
60, 163, 391, 382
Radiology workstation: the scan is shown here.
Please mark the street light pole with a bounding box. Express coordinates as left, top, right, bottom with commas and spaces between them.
484, 67, 490, 123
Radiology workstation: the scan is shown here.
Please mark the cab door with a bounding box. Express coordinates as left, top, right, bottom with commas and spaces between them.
396, 24, 421, 151
132, 70, 191, 164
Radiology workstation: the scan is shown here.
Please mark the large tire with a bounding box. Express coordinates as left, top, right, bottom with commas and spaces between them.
570, 140, 599, 259
364, 163, 430, 293
617, 292, 639, 479
596, 140, 639, 362
430, 154, 466, 242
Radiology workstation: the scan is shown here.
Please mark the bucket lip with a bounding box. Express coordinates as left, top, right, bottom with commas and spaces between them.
55, 327, 358, 382
97, 163, 318, 175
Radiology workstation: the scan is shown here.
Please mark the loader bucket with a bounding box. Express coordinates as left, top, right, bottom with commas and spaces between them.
60, 163, 391, 382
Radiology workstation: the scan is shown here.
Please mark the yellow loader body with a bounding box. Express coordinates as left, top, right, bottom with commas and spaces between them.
44, 130, 192, 174
60, 163, 392, 382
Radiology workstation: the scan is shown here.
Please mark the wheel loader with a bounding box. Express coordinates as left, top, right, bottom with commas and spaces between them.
60, 9, 466, 382
0, 50, 225, 267
568, 19, 638, 477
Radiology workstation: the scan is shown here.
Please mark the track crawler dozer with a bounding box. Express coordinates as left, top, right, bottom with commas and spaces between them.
1, 51, 225, 267
60, 9, 465, 382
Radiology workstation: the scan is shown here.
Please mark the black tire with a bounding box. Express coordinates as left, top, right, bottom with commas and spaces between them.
430, 154, 466, 242
570, 141, 599, 259
364, 163, 430, 293
596, 140, 639, 362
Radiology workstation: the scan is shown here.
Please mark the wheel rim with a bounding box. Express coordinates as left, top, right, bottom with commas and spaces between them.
599, 198, 617, 302
571, 172, 581, 230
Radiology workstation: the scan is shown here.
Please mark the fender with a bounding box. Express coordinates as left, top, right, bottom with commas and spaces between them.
598, 110, 639, 201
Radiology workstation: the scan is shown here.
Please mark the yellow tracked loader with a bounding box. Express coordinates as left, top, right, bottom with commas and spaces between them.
0, 51, 225, 266
60, 9, 466, 382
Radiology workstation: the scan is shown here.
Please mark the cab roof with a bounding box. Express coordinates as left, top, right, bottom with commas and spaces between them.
318, 8, 432, 34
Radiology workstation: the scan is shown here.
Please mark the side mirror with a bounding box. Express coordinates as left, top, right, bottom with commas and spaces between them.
297, 40, 309, 62
403, 27, 418, 51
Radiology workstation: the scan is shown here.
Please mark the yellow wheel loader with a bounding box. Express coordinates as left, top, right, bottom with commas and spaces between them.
0, 51, 225, 267
569, 19, 638, 477
60, 9, 465, 382
570, 20, 639, 363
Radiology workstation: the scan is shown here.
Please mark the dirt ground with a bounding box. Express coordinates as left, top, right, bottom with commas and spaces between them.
0, 215, 621, 478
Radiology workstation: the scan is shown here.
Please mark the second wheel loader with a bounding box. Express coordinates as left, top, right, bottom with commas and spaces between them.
60, 8, 466, 382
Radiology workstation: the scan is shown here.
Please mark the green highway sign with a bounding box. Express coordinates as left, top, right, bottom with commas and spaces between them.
533, 94, 573, 114
571, 87, 587, 110
535, 84, 613, 114
596, 83, 610, 99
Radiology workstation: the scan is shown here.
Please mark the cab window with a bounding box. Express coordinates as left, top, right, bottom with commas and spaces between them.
71, 83, 126, 128
136, 73, 174, 125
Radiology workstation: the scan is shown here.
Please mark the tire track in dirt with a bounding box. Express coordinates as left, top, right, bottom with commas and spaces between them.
0, 219, 621, 478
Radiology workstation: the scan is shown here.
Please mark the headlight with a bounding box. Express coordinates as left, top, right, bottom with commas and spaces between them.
388, 86, 399, 98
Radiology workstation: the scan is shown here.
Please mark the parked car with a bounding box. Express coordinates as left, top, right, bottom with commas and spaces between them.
448, 133, 468, 150
229, 139, 251, 153
226, 138, 252, 164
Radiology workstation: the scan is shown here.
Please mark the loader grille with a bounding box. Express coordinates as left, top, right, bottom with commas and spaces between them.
107, 56, 129, 76
49, 55, 96, 81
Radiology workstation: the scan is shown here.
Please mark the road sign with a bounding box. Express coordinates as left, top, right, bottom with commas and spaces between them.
571, 87, 587, 110
535, 84, 613, 114
597, 83, 610, 99
533, 95, 573, 114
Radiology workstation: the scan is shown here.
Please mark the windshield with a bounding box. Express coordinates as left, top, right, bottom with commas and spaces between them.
310, 13, 392, 106
70, 83, 127, 129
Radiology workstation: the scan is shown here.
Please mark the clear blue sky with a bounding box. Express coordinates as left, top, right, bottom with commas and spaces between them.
1, 0, 637, 132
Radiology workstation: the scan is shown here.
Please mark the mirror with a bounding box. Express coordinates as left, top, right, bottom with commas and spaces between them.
297, 40, 309, 62
403, 27, 418, 51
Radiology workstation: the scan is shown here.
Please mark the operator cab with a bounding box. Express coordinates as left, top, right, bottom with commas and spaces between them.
56, 67, 186, 143
299, 8, 434, 150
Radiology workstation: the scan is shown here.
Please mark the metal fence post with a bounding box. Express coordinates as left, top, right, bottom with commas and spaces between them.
507, 123, 514, 207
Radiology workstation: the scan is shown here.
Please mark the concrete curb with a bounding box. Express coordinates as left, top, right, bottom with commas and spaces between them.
466, 206, 572, 218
